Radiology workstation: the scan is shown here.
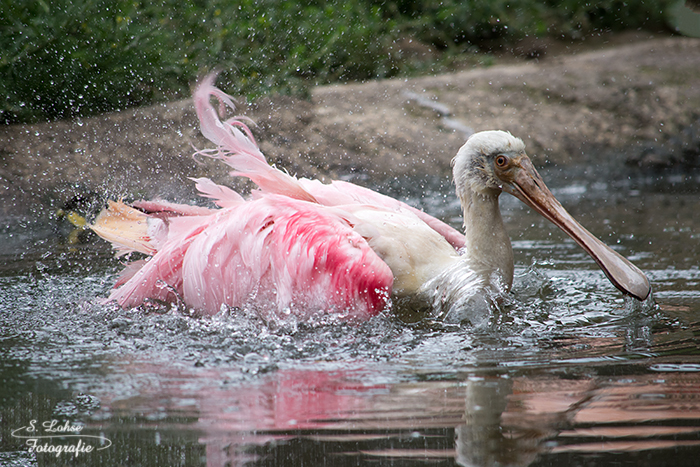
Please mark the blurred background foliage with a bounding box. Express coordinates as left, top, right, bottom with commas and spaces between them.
0, 0, 675, 124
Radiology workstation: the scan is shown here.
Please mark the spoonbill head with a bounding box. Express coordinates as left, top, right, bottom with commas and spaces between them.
452, 130, 650, 302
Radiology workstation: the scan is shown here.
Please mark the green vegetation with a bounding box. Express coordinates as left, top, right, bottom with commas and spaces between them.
1, 0, 673, 124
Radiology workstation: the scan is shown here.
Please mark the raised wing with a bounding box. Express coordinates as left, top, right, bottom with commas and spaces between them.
193, 73, 465, 250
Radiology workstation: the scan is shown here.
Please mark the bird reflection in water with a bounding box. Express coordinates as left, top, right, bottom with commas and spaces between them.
92, 355, 700, 466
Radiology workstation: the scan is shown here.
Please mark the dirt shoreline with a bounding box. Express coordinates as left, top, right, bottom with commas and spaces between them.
1, 33, 699, 216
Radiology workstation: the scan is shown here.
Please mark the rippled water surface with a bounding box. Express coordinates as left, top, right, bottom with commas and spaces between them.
1, 168, 699, 467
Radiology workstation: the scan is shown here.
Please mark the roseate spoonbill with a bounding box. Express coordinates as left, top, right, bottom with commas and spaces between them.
91, 73, 650, 323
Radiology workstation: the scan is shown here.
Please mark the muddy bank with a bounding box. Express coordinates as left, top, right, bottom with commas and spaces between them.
1, 34, 699, 216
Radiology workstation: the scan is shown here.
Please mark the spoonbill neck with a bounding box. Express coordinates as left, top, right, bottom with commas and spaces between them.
460, 188, 514, 291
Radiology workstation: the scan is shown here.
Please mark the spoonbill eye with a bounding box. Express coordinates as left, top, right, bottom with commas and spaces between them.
495, 155, 509, 167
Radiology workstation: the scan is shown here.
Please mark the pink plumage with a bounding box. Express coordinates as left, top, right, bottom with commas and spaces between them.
104, 196, 392, 319
92, 72, 466, 320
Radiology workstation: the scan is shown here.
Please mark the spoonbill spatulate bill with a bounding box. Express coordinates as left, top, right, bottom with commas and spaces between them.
91, 73, 651, 323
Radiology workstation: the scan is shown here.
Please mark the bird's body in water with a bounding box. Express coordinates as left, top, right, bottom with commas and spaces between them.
91, 73, 650, 324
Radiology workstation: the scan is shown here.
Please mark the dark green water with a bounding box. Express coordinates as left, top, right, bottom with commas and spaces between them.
1, 169, 699, 467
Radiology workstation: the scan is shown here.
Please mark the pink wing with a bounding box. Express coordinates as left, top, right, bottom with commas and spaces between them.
193, 73, 465, 250
104, 196, 393, 320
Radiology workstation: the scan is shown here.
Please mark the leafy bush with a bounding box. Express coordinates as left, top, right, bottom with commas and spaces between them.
0, 0, 673, 124
382, 0, 672, 46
